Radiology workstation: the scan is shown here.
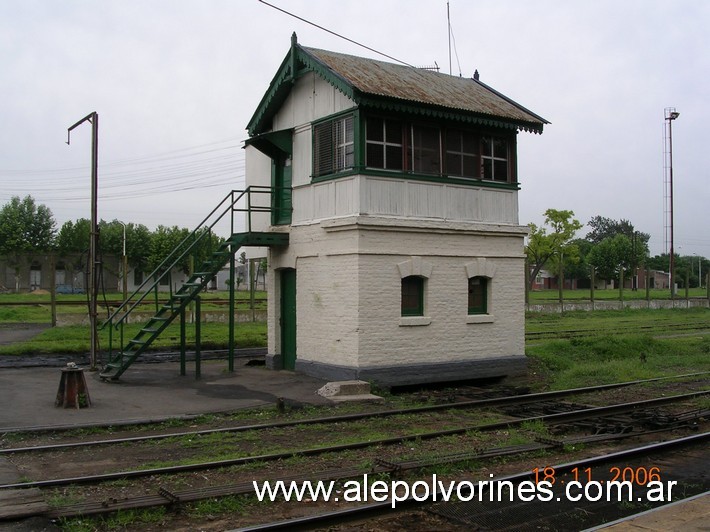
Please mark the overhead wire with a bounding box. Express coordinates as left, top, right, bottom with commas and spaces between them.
258, 0, 416, 68
0, 136, 246, 204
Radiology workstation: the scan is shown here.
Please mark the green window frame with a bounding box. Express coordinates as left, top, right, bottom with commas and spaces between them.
468, 276, 488, 314
366, 116, 403, 171
313, 114, 354, 177
481, 136, 510, 182
401, 275, 424, 316
364, 114, 513, 182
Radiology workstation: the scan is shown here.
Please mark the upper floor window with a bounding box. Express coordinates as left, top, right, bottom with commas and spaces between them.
481, 136, 509, 182
410, 124, 441, 174
314, 114, 354, 177
364, 116, 512, 182
366, 117, 403, 171
446, 129, 478, 178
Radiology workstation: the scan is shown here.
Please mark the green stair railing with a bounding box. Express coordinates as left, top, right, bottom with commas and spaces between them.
99, 186, 286, 380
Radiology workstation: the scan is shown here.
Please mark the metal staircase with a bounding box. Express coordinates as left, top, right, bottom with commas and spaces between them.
99, 187, 287, 380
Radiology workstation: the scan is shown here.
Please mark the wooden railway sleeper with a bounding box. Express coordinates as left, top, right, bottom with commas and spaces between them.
374, 458, 402, 475
158, 486, 182, 509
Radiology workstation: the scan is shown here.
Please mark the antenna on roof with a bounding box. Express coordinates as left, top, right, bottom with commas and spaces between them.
418, 62, 440, 72
447, 1, 452, 75
446, 1, 463, 76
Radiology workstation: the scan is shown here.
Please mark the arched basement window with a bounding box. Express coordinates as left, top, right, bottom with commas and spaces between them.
468, 276, 488, 315
401, 276, 425, 316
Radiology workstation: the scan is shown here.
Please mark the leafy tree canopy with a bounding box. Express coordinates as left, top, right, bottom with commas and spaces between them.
0, 195, 56, 255
526, 209, 583, 288
586, 216, 650, 247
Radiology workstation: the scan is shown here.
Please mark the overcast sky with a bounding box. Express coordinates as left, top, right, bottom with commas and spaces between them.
1, 0, 708, 257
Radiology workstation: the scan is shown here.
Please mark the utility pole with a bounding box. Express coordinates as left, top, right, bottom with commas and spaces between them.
664, 108, 679, 299
67, 112, 99, 371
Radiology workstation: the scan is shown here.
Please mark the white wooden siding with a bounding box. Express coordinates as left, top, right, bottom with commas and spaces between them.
291, 175, 518, 225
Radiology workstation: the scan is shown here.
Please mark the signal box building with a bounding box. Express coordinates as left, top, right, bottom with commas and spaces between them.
245, 34, 547, 386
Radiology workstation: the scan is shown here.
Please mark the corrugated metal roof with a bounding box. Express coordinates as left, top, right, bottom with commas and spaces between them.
303, 46, 548, 130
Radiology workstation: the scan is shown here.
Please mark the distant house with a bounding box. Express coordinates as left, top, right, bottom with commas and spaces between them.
244, 34, 547, 386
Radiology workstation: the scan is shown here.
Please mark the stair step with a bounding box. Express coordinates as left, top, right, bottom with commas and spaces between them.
128, 339, 148, 345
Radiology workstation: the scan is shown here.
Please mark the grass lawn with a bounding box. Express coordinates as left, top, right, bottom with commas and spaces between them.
528, 287, 708, 302
0, 291, 267, 323
2, 291, 709, 392
526, 307, 710, 389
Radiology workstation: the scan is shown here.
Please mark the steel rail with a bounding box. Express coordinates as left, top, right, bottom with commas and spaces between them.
43, 413, 709, 520
2, 372, 707, 451
527, 322, 710, 339
2, 390, 707, 491
237, 431, 710, 531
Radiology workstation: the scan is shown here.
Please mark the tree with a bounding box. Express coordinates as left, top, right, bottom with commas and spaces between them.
0, 196, 56, 254
56, 219, 91, 257
525, 209, 583, 289
587, 234, 632, 282
148, 225, 192, 273
0, 196, 56, 291
584, 216, 651, 289
564, 238, 593, 284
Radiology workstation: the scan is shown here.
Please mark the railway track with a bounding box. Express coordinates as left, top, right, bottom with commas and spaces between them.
1, 372, 707, 442
0, 377, 707, 528
526, 321, 710, 341
238, 432, 710, 531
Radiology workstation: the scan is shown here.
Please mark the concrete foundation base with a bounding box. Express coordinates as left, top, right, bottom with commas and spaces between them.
316, 380, 383, 403
295, 355, 528, 387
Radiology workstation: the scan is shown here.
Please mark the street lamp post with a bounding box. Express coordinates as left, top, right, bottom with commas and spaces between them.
665, 108, 679, 299
67, 112, 99, 371
119, 221, 128, 302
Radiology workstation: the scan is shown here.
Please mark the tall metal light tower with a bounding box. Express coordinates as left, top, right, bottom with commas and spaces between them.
663, 107, 679, 298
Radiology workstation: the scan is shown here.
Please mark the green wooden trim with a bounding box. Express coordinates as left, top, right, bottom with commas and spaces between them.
354, 108, 365, 170
311, 108, 357, 127
358, 96, 543, 134
245, 129, 293, 159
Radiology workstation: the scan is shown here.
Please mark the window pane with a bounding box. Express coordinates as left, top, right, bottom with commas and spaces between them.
493, 137, 507, 158
314, 121, 333, 177
494, 160, 508, 181
446, 130, 462, 152
411, 125, 440, 174
344, 116, 354, 143
367, 117, 383, 142
468, 277, 487, 314
482, 159, 493, 180
401, 276, 423, 316
446, 153, 460, 175
385, 120, 402, 143
462, 154, 476, 177
367, 143, 384, 168
386, 145, 403, 170
335, 116, 354, 171
481, 136, 492, 157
